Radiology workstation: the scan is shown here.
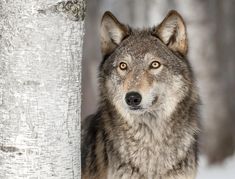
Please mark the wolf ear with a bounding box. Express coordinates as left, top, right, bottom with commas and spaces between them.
153, 10, 188, 56
100, 11, 129, 56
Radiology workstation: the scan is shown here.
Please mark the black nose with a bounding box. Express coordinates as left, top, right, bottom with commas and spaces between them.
125, 92, 142, 107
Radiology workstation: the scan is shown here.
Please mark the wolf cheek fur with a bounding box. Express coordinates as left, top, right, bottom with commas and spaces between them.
82, 10, 200, 179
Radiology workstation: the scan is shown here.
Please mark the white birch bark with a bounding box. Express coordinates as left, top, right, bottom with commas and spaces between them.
0, 0, 85, 178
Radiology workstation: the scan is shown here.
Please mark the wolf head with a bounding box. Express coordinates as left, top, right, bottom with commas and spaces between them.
99, 10, 196, 122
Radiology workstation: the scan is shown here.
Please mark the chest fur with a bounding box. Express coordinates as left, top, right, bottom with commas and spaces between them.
106, 122, 194, 179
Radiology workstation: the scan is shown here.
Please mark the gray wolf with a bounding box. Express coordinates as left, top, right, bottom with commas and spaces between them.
82, 10, 200, 179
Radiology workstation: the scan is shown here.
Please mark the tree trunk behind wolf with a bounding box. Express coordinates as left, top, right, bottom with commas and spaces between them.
0, 0, 85, 178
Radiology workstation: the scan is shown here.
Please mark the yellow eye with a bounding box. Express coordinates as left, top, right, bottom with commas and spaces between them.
150, 61, 161, 69
119, 62, 128, 70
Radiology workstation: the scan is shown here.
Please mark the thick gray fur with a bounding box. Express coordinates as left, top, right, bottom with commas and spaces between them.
82, 10, 200, 179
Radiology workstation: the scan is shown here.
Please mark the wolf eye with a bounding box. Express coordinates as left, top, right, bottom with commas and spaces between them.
119, 62, 128, 70
150, 61, 161, 69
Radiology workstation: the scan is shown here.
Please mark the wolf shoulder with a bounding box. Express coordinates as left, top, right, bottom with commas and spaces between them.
81, 112, 101, 159
81, 111, 108, 179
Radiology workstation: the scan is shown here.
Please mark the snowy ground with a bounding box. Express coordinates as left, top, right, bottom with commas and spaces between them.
197, 155, 235, 179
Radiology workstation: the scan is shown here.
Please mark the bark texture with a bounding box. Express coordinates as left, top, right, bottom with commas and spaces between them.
0, 0, 85, 178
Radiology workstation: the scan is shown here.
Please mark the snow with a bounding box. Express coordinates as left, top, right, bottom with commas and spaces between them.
197, 155, 235, 179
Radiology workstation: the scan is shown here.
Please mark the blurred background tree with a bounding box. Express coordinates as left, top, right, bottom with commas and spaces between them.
82, 0, 235, 169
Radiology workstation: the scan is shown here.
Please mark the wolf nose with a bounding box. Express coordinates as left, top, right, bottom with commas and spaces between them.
125, 92, 142, 107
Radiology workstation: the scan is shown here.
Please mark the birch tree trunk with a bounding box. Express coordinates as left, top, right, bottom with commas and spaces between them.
0, 0, 85, 178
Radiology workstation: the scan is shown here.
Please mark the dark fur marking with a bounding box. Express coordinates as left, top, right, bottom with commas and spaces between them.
102, 129, 108, 165
82, 112, 102, 173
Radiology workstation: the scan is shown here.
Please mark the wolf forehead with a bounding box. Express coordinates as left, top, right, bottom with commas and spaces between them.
101, 31, 190, 76
108, 30, 178, 62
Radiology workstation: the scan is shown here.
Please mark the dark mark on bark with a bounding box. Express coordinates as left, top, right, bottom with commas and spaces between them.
0, 145, 19, 153
23, 80, 40, 86
38, 0, 86, 21
0, 90, 3, 106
